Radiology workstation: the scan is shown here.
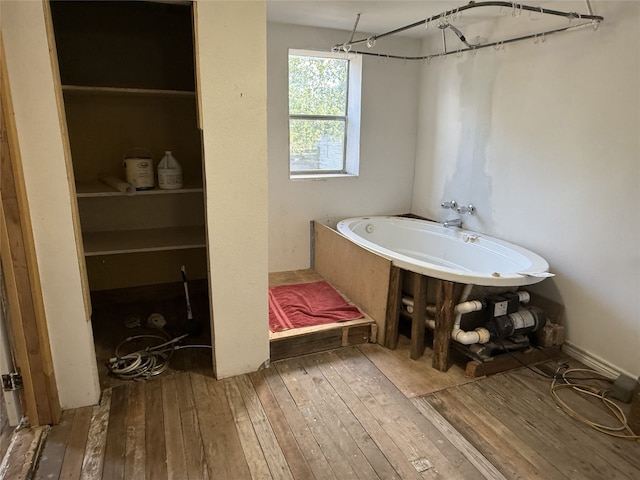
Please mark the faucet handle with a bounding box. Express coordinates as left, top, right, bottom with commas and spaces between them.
441, 200, 457, 209
457, 204, 475, 215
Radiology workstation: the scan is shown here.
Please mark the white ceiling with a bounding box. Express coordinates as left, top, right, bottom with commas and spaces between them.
265, 0, 507, 38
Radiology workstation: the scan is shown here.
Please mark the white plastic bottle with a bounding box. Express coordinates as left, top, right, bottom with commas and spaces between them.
157, 151, 183, 190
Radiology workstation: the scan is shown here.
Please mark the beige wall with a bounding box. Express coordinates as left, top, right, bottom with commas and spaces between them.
267, 23, 421, 272
1, 0, 100, 409
412, 1, 640, 377
196, 1, 270, 378
0, 0, 271, 407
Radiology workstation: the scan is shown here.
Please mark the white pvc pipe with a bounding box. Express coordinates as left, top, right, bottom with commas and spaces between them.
455, 300, 484, 314
450, 284, 491, 345
401, 297, 436, 316
402, 290, 529, 313
401, 288, 531, 345
516, 290, 530, 304
452, 325, 491, 345
401, 296, 415, 314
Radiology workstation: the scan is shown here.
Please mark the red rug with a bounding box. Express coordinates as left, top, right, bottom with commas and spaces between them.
268, 281, 363, 332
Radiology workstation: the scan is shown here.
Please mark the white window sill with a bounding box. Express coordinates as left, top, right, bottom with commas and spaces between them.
290, 173, 359, 181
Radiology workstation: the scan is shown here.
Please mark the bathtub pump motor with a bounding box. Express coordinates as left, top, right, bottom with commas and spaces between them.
469, 292, 547, 359
485, 293, 547, 339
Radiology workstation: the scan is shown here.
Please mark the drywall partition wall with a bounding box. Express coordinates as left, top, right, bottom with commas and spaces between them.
412, 1, 639, 377
1, 1, 100, 407
267, 23, 421, 273
195, 1, 270, 378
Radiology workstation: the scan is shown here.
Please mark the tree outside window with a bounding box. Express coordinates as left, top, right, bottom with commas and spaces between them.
288, 53, 349, 174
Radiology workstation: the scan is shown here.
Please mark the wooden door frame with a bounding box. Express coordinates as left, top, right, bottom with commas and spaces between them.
0, 33, 61, 427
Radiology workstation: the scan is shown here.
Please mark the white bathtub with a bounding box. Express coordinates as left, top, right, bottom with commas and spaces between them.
336, 216, 551, 287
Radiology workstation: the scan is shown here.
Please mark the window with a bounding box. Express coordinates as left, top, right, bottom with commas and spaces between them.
288, 49, 361, 177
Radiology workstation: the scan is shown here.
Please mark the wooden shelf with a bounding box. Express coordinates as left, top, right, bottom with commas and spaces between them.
52, 1, 204, 288
83, 226, 206, 256
62, 84, 195, 97
76, 181, 204, 198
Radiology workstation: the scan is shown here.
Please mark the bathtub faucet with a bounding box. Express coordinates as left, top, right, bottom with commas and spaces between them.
444, 218, 462, 228
441, 200, 457, 209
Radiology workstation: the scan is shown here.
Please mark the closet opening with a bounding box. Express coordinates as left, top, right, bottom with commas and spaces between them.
49, 0, 211, 389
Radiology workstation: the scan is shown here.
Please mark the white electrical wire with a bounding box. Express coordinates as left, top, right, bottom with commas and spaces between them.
550, 367, 639, 440
107, 333, 211, 381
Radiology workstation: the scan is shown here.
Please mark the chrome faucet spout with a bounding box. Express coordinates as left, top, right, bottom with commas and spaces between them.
444, 218, 462, 228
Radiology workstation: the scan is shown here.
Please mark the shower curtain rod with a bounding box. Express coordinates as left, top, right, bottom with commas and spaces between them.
331, 1, 603, 60
340, 21, 601, 62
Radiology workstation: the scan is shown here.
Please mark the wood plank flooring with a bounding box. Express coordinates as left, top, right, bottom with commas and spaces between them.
26, 342, 639, 480
421, 368, 640, 480
359, 336, 473, 398
0, 389, 12, 462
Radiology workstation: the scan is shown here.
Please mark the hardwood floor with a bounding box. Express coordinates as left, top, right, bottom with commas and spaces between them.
4, 268, 639, 478
89, 281, 213, 391
0, 389, 12, 461
420, 372, 640, 479
25, 341, 639, 480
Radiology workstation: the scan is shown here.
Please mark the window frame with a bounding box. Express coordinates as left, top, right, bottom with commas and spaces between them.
288, 49, 362, 179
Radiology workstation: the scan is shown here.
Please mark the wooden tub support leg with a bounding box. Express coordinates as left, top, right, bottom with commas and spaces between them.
433, 279, 456, 371
384, 266, 402, 349
410, 274, 429, 360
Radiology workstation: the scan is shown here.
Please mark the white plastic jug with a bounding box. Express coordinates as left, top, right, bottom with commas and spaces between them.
157, 151, 183, 190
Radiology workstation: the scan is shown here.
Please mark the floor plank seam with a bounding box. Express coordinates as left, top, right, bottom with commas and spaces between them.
412, 395, 508, 480
334, 347, 496, 478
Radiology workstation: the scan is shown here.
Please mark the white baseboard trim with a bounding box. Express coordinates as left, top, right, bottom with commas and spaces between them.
562, 341, 630, 380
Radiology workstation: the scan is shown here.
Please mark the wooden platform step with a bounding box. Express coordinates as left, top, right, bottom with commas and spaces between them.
269, 319, 375, 362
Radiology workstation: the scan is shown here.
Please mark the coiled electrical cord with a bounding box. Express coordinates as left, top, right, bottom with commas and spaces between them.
497, 339, 638, 441
107, 333, 211, 381
550, 367, 640, 441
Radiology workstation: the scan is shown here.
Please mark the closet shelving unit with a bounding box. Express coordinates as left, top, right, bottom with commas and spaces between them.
51, 1, 207, 290
333, 1, 604, 60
